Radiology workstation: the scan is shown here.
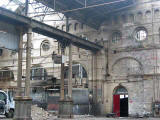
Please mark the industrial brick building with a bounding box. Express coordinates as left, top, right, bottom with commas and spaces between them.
0, 0, 160, 118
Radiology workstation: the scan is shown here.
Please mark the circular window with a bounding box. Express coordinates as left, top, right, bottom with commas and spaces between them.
134, 28, 147, 41
41, 40, 50, 51
112, 32, 122, 43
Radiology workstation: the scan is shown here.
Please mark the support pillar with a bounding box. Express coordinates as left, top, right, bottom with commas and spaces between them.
14, 28, 32, 120
24, 27, 32, 120
25, 27, 32, 98
60, 44, 65, 101
58, 15, 73, 118
14, 30, 24, 120
14, 1, 32, 120
58, 43, 73, 118
17, 30, 23, 97
91, 52, 98, 115
68, 44, 73, 99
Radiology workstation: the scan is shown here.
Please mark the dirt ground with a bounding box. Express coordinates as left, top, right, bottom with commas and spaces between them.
2, 116, 160, 120
1, 105, 160, 120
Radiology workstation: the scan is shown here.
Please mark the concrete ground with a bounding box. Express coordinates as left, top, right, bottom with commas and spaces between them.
1, 115, 160, 120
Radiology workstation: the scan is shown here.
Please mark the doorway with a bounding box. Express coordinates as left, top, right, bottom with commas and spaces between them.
113, 86, 128, 117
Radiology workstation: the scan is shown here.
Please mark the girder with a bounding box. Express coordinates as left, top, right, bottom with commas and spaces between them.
0, 7, 103, 51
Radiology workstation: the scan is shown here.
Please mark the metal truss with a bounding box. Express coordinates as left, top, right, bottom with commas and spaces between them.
0, 0, 66, 24
28, 0, 66, 23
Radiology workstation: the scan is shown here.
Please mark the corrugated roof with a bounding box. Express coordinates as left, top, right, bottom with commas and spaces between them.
36, 0, 134, 29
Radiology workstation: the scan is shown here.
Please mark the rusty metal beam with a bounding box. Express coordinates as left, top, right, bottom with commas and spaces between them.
0, 7, 103, 52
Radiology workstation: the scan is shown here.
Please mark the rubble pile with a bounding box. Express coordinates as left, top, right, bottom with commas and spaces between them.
31, 105, 55, 120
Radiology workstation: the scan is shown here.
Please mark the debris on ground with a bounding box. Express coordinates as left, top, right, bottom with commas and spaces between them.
31, 105, 54, 120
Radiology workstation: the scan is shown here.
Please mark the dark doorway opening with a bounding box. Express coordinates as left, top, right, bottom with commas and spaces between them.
113, 86, 128, 117
120, 95, 128, 117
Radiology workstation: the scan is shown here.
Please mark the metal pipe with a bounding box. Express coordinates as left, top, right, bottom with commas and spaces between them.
16, 30, 23, 97
25, 27, 32, 97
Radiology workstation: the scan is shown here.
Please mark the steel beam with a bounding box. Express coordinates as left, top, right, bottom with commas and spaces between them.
0, 7, 103, 52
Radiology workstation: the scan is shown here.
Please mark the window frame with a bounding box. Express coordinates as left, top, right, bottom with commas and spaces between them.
111, 31, 122, 43
134, 27, 148, 41
41, 40, 50, 52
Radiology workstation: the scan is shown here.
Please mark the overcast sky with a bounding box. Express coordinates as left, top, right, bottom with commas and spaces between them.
0, 0, 25, 11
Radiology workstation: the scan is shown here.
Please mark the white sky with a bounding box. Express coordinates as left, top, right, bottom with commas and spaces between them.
0, 0, 25, 11
0, 0, 64, 26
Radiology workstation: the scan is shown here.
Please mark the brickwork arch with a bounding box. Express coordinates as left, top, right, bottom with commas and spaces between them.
113, 85, 128, 95
111, 57, 143, 75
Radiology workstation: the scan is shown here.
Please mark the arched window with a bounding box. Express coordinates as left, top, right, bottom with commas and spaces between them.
137, 12, 143, 20
31, 66, 48, 80
74, 23, 78, 31
0, 68, 14, 81
41, 40, 50, 51
154, 9, 159, 18
56, 26, 59, 29
68, 24, 72, 32
81, 23, 84, 29
62, 25, 66, 31
145, 10, 151, 18
112, 31, 122, 43
114, 86, 128, 95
